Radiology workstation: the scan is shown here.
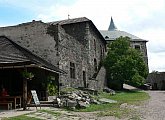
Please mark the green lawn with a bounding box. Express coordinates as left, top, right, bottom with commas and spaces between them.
78, 90, 150, 119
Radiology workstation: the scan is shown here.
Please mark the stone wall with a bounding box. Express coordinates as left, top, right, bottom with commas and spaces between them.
0, 19, 107, 90
58, 22, 106, 89
130, 41, 148, 67
0, 21, 59, 66
57, 25, 88, 88
147, 72, 165, 90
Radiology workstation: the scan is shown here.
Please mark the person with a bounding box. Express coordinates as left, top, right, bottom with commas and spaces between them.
1, 88, 8, 96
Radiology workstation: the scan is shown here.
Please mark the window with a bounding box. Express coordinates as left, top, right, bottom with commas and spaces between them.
100, 45, 103, 60
105, 36, 109, 39
94, 58, 97, 72
70, 62, 76, 79
94, 39, 96, 54
134, 45, 141, 50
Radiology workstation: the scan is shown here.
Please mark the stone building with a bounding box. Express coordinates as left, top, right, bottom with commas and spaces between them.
100, 17, 148, 67
147, 72, 165, 90
0, 17, 107, 92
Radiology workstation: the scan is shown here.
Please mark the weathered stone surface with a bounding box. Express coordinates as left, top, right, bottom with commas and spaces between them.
99, 98, 117, 104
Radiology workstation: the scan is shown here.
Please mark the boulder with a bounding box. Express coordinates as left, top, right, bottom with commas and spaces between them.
67, 99, 77, 107
103, 87, 116, 95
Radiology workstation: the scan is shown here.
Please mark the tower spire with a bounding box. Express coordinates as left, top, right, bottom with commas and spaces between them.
108, 17, 117, 31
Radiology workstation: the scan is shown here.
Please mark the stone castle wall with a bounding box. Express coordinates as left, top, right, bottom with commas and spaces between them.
0, 20, 107, 90
0, 21, 59, 65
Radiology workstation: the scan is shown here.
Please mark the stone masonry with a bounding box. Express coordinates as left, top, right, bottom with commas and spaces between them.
0, 17, 107, 90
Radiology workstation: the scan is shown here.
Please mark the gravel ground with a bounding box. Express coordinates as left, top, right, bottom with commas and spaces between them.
137, 91, 165, 120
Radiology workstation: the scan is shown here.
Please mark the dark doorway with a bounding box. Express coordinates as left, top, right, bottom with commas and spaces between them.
161, 81, 165, 90
83, 71, 86, 88
153, 83, 158, 90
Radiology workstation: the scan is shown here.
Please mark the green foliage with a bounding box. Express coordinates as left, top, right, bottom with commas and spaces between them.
128, 73, 145, 87
47, 81, 57, 96
47, 76, 58, 96
21, 71, 34, 80
104, 36, 148, 89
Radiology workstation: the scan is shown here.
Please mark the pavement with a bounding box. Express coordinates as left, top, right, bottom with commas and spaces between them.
0, 107, 37, 118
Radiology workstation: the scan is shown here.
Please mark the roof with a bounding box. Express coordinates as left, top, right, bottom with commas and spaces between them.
108, 17, 117, 31
100, 17, 147, 42
49, 17, 106, 44
100, 30, 147, 41
49, 17, 90, 25
0, 36, 66, 74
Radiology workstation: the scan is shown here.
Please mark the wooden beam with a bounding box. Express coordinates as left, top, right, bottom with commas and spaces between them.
23, 77, 27, 110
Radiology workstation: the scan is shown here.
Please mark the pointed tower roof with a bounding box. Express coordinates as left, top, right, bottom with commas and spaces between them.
108, 17, 117, 31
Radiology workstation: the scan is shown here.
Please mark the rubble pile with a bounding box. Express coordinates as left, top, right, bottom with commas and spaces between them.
56, 89, 100, 109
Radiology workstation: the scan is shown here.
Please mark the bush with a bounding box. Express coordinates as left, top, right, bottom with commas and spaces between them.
129, 73, 145, 87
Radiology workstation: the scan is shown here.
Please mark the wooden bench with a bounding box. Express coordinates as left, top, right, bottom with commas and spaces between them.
0, 102, 12, 110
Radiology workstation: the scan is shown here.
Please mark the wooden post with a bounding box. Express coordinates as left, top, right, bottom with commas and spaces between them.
23, 78, 27, 110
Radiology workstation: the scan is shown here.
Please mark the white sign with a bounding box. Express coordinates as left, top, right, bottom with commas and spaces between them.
31, 90, 40, 105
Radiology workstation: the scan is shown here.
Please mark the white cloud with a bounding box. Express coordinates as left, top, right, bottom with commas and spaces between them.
148, 52, 165, 72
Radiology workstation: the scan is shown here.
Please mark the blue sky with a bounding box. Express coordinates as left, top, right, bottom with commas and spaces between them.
0, 0, 165, 72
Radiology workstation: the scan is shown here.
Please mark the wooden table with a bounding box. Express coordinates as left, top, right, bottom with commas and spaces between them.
0, 96, 22, 109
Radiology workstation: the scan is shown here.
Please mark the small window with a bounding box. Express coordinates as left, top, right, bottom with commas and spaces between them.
94, 39, 96, 53
134, 45, 141, 50
94, 58, 97, 72
70, 62, 76, 79
105, 36, 109, 39
100, 45, 103, 60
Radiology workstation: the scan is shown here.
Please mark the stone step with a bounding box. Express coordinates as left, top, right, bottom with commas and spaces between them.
27, 103, 58, 107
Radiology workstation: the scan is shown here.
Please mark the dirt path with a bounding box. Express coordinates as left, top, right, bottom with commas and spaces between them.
137, 91, 165, 120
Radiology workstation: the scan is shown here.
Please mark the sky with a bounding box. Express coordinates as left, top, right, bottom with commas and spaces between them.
0, 0, 165, 73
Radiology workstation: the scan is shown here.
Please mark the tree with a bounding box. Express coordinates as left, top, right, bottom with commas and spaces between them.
104, 36, 148, 90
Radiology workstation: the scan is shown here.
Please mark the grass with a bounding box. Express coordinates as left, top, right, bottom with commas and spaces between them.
78, 90, 150, 119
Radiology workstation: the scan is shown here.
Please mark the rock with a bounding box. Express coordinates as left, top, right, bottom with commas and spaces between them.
57, 98, 62, 107
48, 96, 56, 102
67, 99, 77, 107
57, 89, 103, 109
103, 87, 116, 95
120, 103, 128, 109
78, 101, 89, 108
99, 98, 117, 104
90, 98, 100, 104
